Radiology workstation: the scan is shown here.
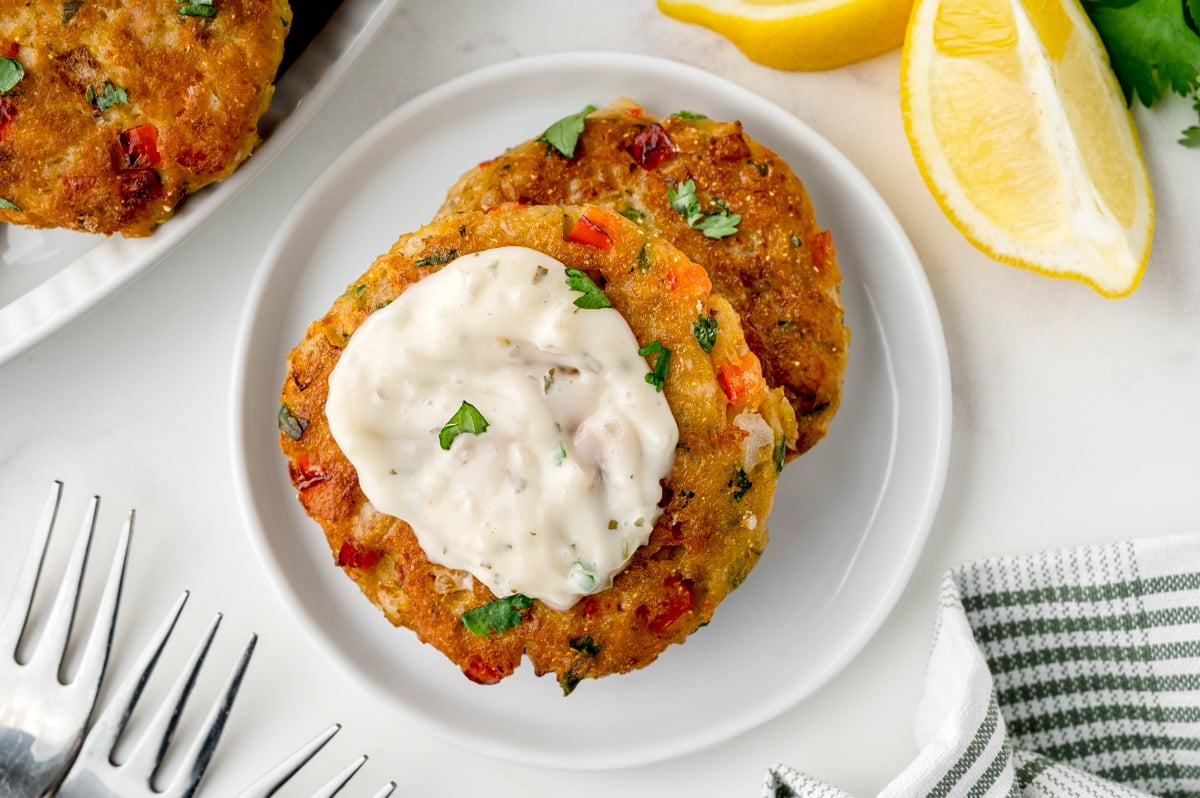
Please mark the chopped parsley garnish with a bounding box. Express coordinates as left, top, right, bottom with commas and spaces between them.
638, 340, 671, 392
539, 104, 596, 158
461, 594, 532, 636
62, 1, 82, 22
666, 179, 741, 239
564, 267, 611, 309
619, 207, 644, 221
673, 110, 708, 120
414, 248, 459, 268
731, 467, 753, 501
691, 314, 718, 353
178, 0, 216, 17
438, 400, 489, 450
789, 232, 802, 248
0, 58, 24, 94
87, 82, 128, 112
0, 197, 21, 212
773, 435, 787, 473
568, 561, 597, 591
569, 635, 602, 656
277, 402, 308, 441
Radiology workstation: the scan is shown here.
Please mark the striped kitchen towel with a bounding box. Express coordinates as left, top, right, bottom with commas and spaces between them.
765, 532, 1200, 798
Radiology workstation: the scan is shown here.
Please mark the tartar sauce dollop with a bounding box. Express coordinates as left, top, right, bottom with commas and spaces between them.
325, 246, 678, 610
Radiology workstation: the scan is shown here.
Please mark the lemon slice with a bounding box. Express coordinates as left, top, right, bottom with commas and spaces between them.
657, 0, 912, 71
901, 0, 1153, 296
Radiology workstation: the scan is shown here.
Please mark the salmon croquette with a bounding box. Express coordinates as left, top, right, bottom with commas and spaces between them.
278, 204, 796, 692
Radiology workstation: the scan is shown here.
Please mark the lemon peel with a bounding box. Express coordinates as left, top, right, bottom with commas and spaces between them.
657, 0, 912, 71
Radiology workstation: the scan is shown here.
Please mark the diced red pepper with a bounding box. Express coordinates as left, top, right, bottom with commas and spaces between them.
0, 43, 18, 59
625, 106, 643, 117
567, 213, 613, 249
717, 352, 764, 408
463, 654, 505, 685
0, 98, 15, 142
649, 575, 695, 633
336, 540, 383, 569
291, 452, 331, 491
118, 124, 162, 168
629, 123, 677, 171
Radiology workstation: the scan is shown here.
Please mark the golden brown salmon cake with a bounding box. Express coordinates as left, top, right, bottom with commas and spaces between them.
0, 0, 291, 236
438, 99, 848, 457
278, 204, 797, 692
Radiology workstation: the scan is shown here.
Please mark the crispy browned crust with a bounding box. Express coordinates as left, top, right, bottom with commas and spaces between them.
0, 0, 291, 236
437, 100, 849, 457
279, 204, 796, 692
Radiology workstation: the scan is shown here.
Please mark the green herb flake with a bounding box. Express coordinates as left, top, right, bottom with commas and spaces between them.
414, 248, 459, 268
0, 57, 24, 95
538, 104, 596, 159
564, 267, 611, 309
62, 1, 83, 22
533, 264, 549, 283
569, 635, 602, 656
635, 242, 651, 271
789, 232, 802, 248
438, 401, 489, 450
178, 1, 217, 17
0, 197, 21, 212
691, 314, 718, 353
668, 179, 741, 238
731, 467, 753, 501
461, 594, 533, 636
673, 110, 708, 120
277, 403, 308, 441
694, 209, 742, 239
88, 81, 128, 112
638, 340, 671, 392
773, 435, 787, 473
619, 207, 644, 222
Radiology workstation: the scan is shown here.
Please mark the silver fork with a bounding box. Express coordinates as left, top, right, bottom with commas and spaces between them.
0, 481, 132, 798
57, 593, 395, 798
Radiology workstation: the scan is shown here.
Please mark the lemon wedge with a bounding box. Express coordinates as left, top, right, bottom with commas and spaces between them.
901, 0, 1153, 296
657, 0, 912, 71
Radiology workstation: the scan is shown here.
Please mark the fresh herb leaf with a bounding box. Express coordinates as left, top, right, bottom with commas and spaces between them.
694, 209, 742, 239
638, 340, 671, 392
691, 314, 718, 353
619, 207, 644, 221
673, 110, 708, 120
461, 594, 532, 636
438, 401, 489, 450
179, 1, 216, 17
635, 242, 651, 271
569, 635, 602, 656
277, 402, 308, 441
667, 179, 705, 226
773, 435, 787, 473
731, 467, 753, 501
539, 104, 596, 158
668, 179, 740, 238
88, 81, 128, 112
1182, 123, 1200, 147
0, 58, 24, 95
0, 197, 20, 211
564, 267, 611, 309
414, 248, 458, 268
62, 1, 82, 22
789, 233, 802, 248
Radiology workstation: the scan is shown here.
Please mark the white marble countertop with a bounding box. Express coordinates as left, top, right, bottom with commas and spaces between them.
1, 2, 1198, 794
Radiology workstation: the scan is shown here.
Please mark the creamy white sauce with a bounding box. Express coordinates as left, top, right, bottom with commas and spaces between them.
326, 246, 678, 610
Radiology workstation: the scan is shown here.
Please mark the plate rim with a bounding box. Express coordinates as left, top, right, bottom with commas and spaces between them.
0, 0, 403, 368
229, 50, 952, 770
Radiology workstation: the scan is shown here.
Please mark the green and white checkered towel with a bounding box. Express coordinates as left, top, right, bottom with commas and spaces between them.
766, 533, 1200, 798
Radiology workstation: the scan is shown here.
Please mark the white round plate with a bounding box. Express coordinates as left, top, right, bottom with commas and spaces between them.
230, 53, 951, 770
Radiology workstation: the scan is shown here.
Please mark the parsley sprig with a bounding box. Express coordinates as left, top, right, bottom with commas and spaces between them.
1084, 0, 1200, 145
564, 267, 611, 309
438, 401, 489, 450
539, 104, 596, 158
691, 314, 718, 353
461, 594, 533, 636
667, 179, 741, 239
638, 340, 671, 392
178, 0, 216, 17
0, 58, 24, 95
87, 82, 128, 112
